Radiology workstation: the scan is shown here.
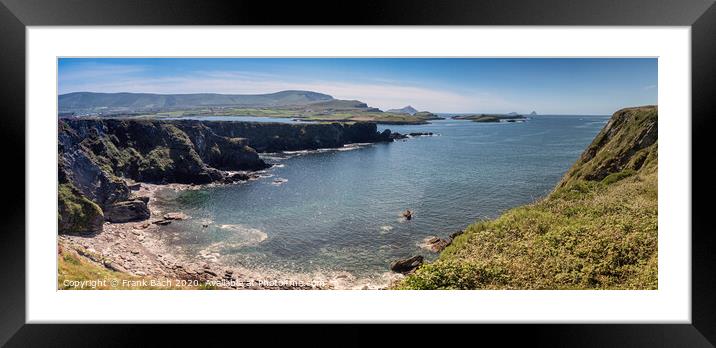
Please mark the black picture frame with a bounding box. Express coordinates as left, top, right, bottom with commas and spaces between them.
1, 0, 714, 346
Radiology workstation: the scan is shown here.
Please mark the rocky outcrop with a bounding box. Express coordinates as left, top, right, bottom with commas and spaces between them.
557, 106, 658, 188
390, 255, 424, 274
59, 119, 268, 186
58, 119, 394, 235
104, 200, 151, 223
199, 121, 393, 152
419, 237, 451, 253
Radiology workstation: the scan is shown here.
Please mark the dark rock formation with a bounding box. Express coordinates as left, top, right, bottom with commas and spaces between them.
199, 121, 393, 152
105, 200, 151, 223
58, 118, 394, 235
390, 255, 424, 274
59, 119, 268, 186
421, 237, 450, 253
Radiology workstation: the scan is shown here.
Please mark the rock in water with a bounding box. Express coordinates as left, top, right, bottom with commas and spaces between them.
390, 255, 424, 274
105, 200, 151, 223
420, 236, 450, 252
163, 212, 189, 220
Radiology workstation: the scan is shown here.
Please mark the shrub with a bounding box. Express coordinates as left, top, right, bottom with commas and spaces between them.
601, 169, 636, 185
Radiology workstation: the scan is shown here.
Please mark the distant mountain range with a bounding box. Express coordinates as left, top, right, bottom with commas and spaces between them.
386, 105, 418, 115
58, 90, 335, 114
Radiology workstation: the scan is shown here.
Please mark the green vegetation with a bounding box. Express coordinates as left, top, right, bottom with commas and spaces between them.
139, 146, 173, 172
148, 107, 300, 119
58, 246, 216, 290
558, 106, 657, 187
148, 108, 436, 124
398, 106, 658, 290
601, 168, 636, 185
300, 111, 435, 124
63, 91, 440, 124
59, 90, 334, 113
453, 114, 527, 122
58, 183, 104, 235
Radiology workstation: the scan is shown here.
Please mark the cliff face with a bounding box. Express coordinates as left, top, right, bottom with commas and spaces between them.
399, 106, 659, 290
200, 121, 391, 152
558, 105, 657, 188
58, 119, 393, 235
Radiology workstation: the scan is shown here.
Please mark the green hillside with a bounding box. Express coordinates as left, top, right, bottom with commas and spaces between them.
58, 90, 334, 112
398, 106, 658, 290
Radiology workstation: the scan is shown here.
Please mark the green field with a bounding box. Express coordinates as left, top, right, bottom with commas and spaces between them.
144, 107, 435, 124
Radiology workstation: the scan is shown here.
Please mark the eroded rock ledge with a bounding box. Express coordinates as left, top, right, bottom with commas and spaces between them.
58, 119, 394, 235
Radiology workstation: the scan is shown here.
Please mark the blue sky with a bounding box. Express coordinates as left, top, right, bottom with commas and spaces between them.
58, 58, 657, 115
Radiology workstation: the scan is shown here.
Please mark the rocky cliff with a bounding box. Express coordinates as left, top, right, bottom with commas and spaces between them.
199, 121, 393, 152
557, 105, 657, 188
58, 119, 393, 235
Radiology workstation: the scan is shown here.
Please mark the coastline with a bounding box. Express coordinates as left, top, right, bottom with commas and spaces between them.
56, 109, 654, 291
59, 164, 405, 290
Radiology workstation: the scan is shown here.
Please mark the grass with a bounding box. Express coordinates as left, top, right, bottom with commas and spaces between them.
302, 113, 429, 124
58, 245, 217, 290
397, 106, 658, 290
140, 107, 435, 124
398, 164, 657, 290
558, 106, 657, 187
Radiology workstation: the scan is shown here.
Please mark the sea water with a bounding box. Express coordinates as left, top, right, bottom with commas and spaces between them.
152, 115, 609, 286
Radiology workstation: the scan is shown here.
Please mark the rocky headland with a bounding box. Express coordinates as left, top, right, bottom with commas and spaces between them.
59, 119, 395, 234
58, 118, 401, 289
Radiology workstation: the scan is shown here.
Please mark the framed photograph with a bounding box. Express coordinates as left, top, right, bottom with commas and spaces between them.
2, 0, 714, 346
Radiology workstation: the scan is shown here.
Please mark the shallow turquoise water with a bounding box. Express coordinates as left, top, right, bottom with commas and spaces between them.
153, 115, 609, 285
